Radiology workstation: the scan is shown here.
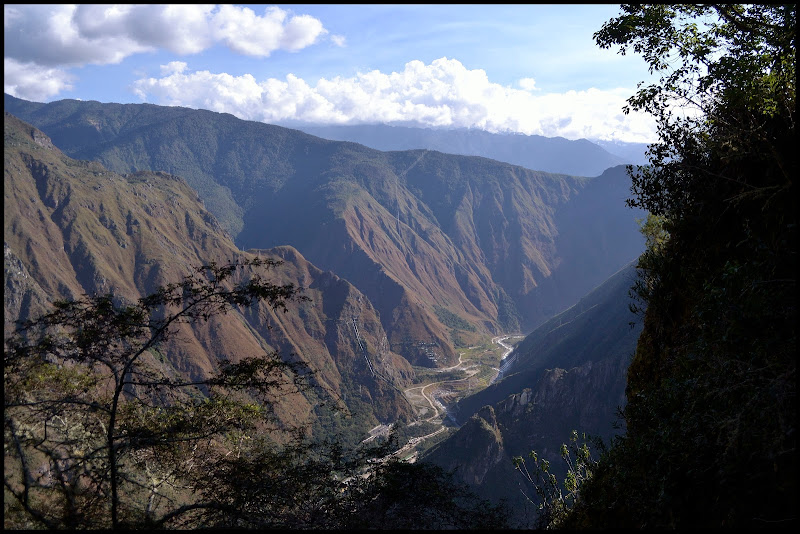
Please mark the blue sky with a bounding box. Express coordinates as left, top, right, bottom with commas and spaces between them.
4, 4, 660, 142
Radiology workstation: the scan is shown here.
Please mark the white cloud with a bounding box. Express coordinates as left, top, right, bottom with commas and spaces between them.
4, 58, 75, 101
3, 4, 330, 101
4, 5, 153, 67
330, 34, 347, 48
133, 57, 657, 142
211, 5, 327, 57
518, 77, 538, 91
160, 61, 188, 76
4, 5, 328, 65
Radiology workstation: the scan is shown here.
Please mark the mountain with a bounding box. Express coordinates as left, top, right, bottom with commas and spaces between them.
4, 94, 645, 372
4, 100, 647, 522
452, 261, 642, 422
590, 138, 651, 166
422, 262, 643, 525
4, 111, 415, 445
291, 123, 629, 176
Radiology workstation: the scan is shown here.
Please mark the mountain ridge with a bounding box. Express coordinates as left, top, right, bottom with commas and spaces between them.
5, 93, 645, 372
4, 111, 415, 444
290, 123, 631, 177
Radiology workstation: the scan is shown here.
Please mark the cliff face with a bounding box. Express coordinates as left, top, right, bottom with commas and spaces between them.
4, 112, 414, 440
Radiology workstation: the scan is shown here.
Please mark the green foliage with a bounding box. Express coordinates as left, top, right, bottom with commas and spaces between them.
495, 286, 522, 333
389, 419, 443, 448
513, 430, 600, 529
342, 459, 510, 530
3, 259, 311, 529
565, 4, 797, 528
629, 213, 669, 315
434, 305, 476, 332
309, 378, 380, 452
595, 4, 795, 221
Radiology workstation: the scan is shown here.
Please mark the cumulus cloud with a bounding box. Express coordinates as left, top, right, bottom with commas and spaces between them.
4, 4, 327, 65
4, 5, 153, 67
132, 57, 657, 142
518, 77, 538, 91
3, 4, 329, 100
160, 61, 189, 76
212, 5, 327, 56
4, 58, 75, 102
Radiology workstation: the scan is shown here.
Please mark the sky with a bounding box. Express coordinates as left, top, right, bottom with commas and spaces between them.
4, 4, 662, 143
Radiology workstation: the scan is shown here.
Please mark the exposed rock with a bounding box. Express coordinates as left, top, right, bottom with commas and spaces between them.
4, 112, 414, 442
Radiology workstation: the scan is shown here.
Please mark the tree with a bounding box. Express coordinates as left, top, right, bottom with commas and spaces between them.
595, 4, 795, 222
513, 430, 600, 529
4, 258, 512, 530
342, 457, 511, 530
559, 5, 796, 528
4, 258, 312, 529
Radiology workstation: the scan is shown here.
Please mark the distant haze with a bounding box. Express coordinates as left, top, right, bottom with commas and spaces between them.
294, 123, 650, 176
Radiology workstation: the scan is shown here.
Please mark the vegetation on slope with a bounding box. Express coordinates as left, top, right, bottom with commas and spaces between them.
559, 4, 796, 528
4, 117, 509, 530
3, 259, 509, 529
4, 113, 417, 460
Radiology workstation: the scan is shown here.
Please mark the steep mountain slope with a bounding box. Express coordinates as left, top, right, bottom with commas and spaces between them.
292, 123, 628, 177
4, 112, 414, 443
4, 94, 645, 369
453, 262, 642, 422
423, 262, 643, 524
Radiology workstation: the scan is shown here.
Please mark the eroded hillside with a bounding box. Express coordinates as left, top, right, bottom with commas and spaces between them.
4, 111, 414, 443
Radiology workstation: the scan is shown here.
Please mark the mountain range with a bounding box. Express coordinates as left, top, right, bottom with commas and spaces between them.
4, 111, 415, 446
5, 94, 647, 505
291, 123, 649, 176
4, 94, 646, 374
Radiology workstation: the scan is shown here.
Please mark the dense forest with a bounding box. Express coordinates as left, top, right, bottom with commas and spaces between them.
553, 4, 796, 528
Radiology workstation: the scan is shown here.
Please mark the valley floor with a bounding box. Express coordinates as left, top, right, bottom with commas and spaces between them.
394, 334, 525, 457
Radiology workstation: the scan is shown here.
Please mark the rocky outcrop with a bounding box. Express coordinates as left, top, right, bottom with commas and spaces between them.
428, 405, 505, 486
424, 354, 629, 525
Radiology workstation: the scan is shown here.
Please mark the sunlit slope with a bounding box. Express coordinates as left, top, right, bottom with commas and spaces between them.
4, 112, 414, 441
5, 94, 645, 368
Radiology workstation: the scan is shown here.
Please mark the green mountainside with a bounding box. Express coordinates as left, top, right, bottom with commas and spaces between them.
4, 94, 645, 371
4, 112, 414, 446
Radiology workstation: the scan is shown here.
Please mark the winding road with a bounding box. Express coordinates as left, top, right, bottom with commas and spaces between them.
363, 335, 521, 464
402, 335, 520, 431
